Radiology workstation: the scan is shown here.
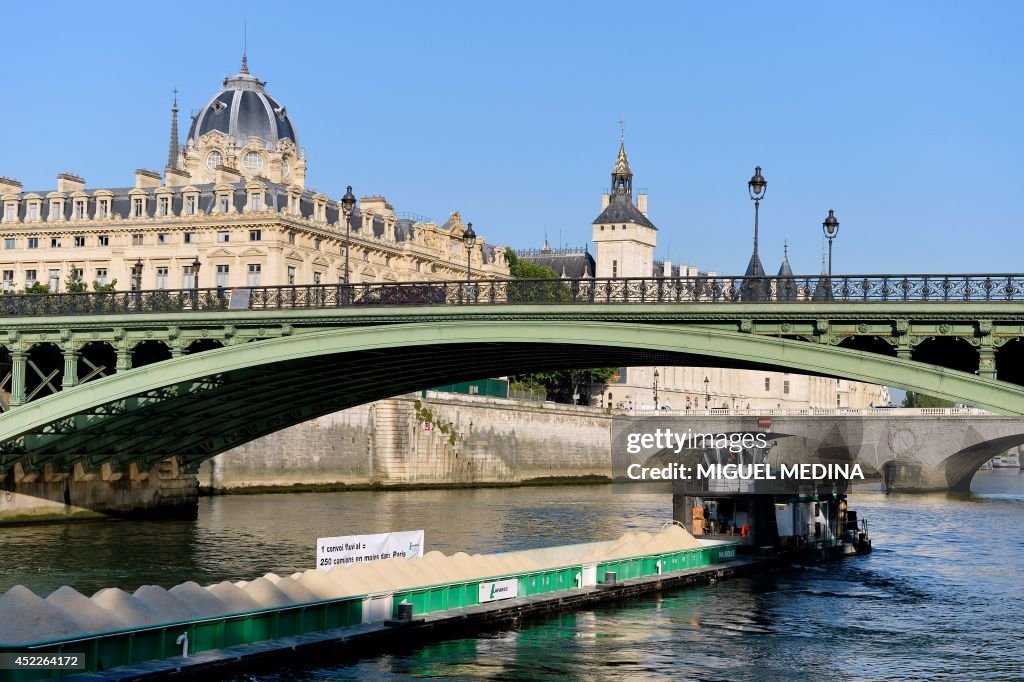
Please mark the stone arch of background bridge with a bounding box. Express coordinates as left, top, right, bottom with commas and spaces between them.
610, 414, 1024, 494
3, 321, 1024, 481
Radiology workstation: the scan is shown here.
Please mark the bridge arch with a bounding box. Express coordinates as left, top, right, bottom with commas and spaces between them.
2, 321, 1024, 474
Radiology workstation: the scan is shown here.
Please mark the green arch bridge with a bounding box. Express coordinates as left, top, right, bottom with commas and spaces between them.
1, 274, 1023, 507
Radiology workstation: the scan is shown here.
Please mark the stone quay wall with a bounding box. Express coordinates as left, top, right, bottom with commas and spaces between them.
198, 393, 614, 492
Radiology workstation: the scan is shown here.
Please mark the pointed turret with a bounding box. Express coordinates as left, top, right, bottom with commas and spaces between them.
812, 248, 832, 301
167, 90, 180, 170
776, 240, 796, 300
240, 51, 249, 75
777, 240, 794, 278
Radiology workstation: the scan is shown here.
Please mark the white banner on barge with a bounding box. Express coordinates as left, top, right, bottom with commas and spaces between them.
317, 530, 424, 570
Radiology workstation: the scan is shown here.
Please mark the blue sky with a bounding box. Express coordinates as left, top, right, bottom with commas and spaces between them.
3, 1, 1022, 275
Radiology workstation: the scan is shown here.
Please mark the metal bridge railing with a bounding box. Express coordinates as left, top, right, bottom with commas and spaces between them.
1, 274, 1022, 317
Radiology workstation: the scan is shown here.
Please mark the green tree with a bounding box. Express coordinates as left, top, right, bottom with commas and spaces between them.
504, 249, 558, 279
902, 391, 954, 408
92, 278, 118, 292
24, 282, 50, 294
502, 249, 617, 404
66, 269, 87, 293
509, 368, 619, 405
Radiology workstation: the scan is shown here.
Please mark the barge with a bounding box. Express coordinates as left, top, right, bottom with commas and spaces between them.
0, 537, 742, 681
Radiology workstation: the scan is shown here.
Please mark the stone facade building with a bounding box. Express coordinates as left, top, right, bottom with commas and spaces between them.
0, 58, 508, 295
519, 135, 890, 411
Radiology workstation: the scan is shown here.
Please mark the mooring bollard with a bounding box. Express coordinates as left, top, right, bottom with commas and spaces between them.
175, 632, 188, 658
396, 601, 414, 622
604, 570, 617, 585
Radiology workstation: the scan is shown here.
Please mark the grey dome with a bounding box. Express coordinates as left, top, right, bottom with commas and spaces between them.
188, 60, 297, 149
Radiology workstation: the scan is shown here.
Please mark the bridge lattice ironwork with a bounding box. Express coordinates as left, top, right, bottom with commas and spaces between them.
2, 274, 1024, 316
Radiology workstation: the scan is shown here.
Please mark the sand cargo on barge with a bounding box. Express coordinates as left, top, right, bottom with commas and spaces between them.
0, 527, 742, 681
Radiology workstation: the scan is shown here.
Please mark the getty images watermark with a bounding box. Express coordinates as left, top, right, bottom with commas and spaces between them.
623, 428, 865, 482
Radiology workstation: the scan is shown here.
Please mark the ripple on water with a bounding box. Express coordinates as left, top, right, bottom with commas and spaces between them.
2, 475, 1023, 680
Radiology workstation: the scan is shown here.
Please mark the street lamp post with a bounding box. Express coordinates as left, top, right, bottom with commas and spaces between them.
704, 375, 710, 408
653, 368, 660, 411
746, 166, 767, 300
131, 258, 143, 309
191, 256, 201, 307
822, 209, 840, 277
341, 186, 356, 286
463, 222, 477, 301
747, 166, 767, 254
131, 258, 143, 291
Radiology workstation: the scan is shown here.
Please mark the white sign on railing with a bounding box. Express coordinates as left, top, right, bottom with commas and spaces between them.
317, 530, 424, 570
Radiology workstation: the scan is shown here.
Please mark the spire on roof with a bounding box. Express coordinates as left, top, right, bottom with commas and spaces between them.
167, 88, 180, 170
777, 239, 794, 278
611, 120, 633, 197
777, 239, 796, 300
812, 243, 833, 301
240, 21, 249, 74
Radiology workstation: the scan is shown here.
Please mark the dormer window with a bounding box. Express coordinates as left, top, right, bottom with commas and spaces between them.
50, 200, 63, 220
73, 200, 86, 219
28, 203, 39, 221
133, 198, 145, 217
251, 193, 261, 211
219, 195, 229, 213
97, 199, 109, 218
3, 204, 13, 222
158, 197, 169, 217
184, 195, 196, 215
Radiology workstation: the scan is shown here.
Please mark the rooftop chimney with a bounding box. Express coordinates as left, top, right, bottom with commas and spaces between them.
56, 173, 85, 193
134, 169, 162, 189
0, 177, 22, 195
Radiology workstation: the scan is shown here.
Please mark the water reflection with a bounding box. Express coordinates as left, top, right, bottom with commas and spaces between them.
1, 471, 1022, 680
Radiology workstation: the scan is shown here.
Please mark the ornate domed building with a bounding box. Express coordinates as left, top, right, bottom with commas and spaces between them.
181, 56, 306, 187
0, 57, 507, 298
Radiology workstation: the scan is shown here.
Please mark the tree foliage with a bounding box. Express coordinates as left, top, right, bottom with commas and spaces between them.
66, 269, 87, 293
901, 391, 955, 408
509, 368, 618, 405
502, 249, 617, 405
504, 249, 558, 279
92, 278, 118, 292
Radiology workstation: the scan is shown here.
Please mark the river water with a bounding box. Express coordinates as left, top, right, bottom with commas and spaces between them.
2, 470, 1022, 680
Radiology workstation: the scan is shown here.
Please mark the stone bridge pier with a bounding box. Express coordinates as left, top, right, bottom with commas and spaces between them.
1, 456, 198, 523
